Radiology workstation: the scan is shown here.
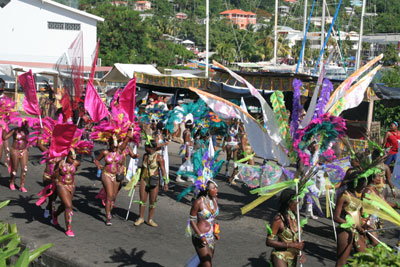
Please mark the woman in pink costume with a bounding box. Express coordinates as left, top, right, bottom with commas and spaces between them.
3, 120, 30, 192
51, 149, 80, 237
95, 133, 132, 226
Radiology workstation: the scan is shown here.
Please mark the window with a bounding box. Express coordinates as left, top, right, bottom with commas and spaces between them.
48, 22, 64, 30
65, 23, 81, 31
48, 22, 81, 31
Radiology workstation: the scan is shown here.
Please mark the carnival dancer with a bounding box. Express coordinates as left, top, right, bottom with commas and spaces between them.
36, 117, 61, 218
360, 149, 399, 245
0, 80, 18, 166
223, 118, 240, 177
188, 180, 220, 267
2, 120, 30, 192
134, 138, 168, 227
334, 169, 367, 267
94, 129, 135, 226
383, 121, 400, 167
176, 120, 195, 183
266, 189, 306, 267
229, 128, 254, 185
179, 147, 223, 266
51, 149, 81, 237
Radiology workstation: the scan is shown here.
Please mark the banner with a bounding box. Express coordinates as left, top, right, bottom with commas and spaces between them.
18, 70, 40, 115
49, 124, 77, 158
119, 78, 136, 122
84, 81, 109, 122
89, 38, 100, 83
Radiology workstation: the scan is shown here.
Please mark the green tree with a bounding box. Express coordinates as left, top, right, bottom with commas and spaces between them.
383, 43, 400, 66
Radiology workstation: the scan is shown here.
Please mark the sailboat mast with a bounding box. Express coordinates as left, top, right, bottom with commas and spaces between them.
300, 0, 308, 72
273, 0, 278, 65
320, 0, 326, 74
205, 0, 209, 77
355, 0, 366, 70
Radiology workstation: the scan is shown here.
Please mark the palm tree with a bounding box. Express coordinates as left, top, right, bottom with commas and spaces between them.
216, 42, 236, 65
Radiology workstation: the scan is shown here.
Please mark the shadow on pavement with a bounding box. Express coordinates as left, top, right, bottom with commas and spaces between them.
243, 252, 269, 266
73, 185, 106, 223
79, 166, 98, 181
8, 194, 51, 226
105, 247, 164, 267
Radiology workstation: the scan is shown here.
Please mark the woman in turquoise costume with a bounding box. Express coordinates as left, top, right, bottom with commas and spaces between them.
183, 147, 224, 267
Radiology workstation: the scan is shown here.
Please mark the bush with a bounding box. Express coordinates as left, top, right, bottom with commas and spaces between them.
0, 200, 53, 266
348, 244, 400, 267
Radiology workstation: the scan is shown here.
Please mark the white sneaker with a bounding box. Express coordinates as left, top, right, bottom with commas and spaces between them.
176, 176, 186, 183
44, 209, 50, 219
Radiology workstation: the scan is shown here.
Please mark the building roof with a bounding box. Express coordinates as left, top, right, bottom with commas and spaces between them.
182, 40, 195, 45
40, 0, 104, 22
102, 63, 161, 82
220, 9, 256, 16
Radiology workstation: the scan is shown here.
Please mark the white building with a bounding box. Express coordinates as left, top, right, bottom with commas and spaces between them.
134, 1, 151, 12
0, 0, 104, 69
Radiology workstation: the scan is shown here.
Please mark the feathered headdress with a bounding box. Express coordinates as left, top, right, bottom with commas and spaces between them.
294, 113, 346, 166
0, 96, 19, 122
91, 113, 141, 145
177, 147, 225, 201
139, 103, 168, 125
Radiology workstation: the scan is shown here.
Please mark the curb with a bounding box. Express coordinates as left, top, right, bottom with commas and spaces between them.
21, 238, 91, 267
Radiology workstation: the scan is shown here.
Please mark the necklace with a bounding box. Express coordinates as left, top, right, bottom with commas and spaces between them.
204, 196, 216, 216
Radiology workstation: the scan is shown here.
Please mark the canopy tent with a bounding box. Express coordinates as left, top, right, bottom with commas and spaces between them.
0, 64, 59, 78
101, 63, 161, 82
372, 83, 400, 100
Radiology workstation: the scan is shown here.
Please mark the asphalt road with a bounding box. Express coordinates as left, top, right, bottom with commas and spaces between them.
0, 141, 399, 267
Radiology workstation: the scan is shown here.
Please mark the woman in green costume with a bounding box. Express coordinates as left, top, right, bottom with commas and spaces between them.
266, 189, 306, 267
334, 168, 367, 267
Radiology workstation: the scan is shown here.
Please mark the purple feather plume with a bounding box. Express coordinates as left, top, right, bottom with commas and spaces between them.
313, 79, 333, 119
282, 167, 294, 180
290, 79, 303, 137
324, 163, 346, 182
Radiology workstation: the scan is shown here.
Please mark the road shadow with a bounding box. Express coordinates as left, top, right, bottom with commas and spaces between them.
243, 252, 269, 267
304, 240, 336, 264
105, 247, 164, 267
78, 166, 98, 181
73, 185, 106, 223
8, 194, 53, 226
29, 154, 44, 166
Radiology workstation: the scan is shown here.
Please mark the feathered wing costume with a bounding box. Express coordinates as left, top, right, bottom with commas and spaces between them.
189, 57, 381, 217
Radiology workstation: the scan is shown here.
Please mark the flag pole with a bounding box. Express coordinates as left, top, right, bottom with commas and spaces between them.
295, 181, 303, 267
125, 188, 135, 221
39, 114, 43, 129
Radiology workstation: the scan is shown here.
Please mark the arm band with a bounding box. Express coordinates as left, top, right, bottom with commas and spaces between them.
190, 215, 197, 221
163, 176, 169, 184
